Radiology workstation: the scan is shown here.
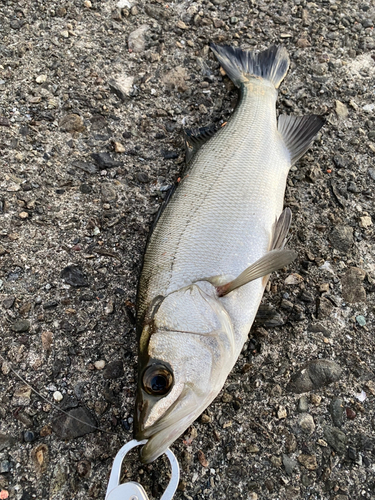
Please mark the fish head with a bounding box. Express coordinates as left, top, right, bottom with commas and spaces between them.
135, 283, 234, 463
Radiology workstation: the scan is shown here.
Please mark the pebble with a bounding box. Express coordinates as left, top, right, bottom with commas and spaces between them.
128, 24, 150, 52
60, 265, 89, 287
329, 225, 353, 253
310, 394, 321, 405
0, 433, 16, 451
335, 100, 349, 119
299, 413, 315, 434
102, 360, 124, 379
287, 359, 342, 393
36, 74, 47, 83
346, 408, 356, 420
0, 461, 11, 473
19, 211, 29, 219
368, 168, 375, 181
113, 141, 125, 153
356, 315, 366, 327
282, 454, 297, 475
51, 407, 96, 439
83, 0, 92, 7
359, 215, 372, 228
323, 426, 347, 454
297, 454, 318, 470
197, 450, 209, 467
317, 296, 334, 319
101, 184, 117, 203
59, 114, 85, 133
91, 153, 123, 169
341, 267, 366, 304
298, 396, 309, 413
72, 160, 99, 175
277, 406, 287, 419
11, 319, 30, 332
94, 360, 106, 370
23, 430, 35, 442
53, 391, 63, 402
77, 459, 91, 478
329, 398, 344, 427
109, 75, 134, 101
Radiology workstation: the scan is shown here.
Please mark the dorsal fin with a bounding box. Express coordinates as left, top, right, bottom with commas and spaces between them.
184, 125, 217, 164
278, 114, 325, 165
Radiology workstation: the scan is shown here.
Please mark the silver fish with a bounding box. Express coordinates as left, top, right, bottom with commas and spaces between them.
134, 44, 324, 463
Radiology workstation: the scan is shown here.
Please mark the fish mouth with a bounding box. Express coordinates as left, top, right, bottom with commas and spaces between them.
136, 413, 194, 463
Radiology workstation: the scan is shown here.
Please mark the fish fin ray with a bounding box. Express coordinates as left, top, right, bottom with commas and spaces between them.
270, 207, 292, 250
278, 114, 325, 165
184, 125, 217, 164
210, 44, 290, 89
217, 249, 297, 297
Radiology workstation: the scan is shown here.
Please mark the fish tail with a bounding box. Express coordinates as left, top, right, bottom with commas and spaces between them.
210, 44, 290, 89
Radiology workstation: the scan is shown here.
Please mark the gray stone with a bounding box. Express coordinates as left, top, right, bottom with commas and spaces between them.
329, 225, 353, 253
101, 184, 117, 203
299, 413, 315, 434
335, 100, 349, 119
329, 398, 344, 427
0, 460, 11, 473
317, 296, 334, 319
282, 454, 297, 475
128, 24, 150, 53
11, 319, 30, 332
323, 426, 347, 454
287, 360, 342, 393
341, 267, 366, 304
51, 407, 97, 439
0, 433, 16, 451
368, 168, 375, 181
298, 396, 309, 413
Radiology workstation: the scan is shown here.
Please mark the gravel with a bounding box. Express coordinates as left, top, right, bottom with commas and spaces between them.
1, 0, 375, 499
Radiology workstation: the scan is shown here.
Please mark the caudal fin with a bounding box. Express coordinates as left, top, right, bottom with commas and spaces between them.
210, 44, 290, 89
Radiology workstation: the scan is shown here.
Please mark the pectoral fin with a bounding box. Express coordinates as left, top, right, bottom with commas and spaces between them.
216, 248, 297, 297
270, 207, 292, 250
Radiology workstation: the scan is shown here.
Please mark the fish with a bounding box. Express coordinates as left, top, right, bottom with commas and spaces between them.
134, 44, 324, 463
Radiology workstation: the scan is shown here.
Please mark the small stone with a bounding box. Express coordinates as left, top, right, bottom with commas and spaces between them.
318, 296, 334, 319
109, 75, 134, 101
346, 408, 356, 420
51, 407, 96, 439
113, 141, 125, 153
104, 299, 114, 315
323, 426, 347, 454
94, 360, 106, 370
335, 100, 348, 119
60, 265, 89, 287
283, 454, 297, 475
341, 267, 366, 304
285, 273, 303, 285
23, 430, 35, 443
72, 160, 98, 174
333, 154, 348, 168
310, 394, 321, 405
356, 315, 366, 327
298, 454, 318, 470
128, 24, 150, 53
36, 74, 47, 83
91, 153, 123, 169
80, 183, 92, 194
329, 225, 354, 253
197, 450, 209, 467
60, 30, 69, 38
0, 461, 11, 473
31, 444, 48, 473
299, 413, 315, 434
59, 114, 85, 133
270, 455, 282, 467
298, 396, 309, 413
102, 360, 124, 379
83, 0, 92, 7
277, 406, 287, 419
359, 215, 372, 228
287, 359, 342, 393
163, 66, 188, 92
19, 211, 29, 219
200, 414, 211, 424
101, 184, 117, 203
329, 398, 344, 427
285, 433, 297, 453
0, 433, 16, 451
247, 444, 260, 453
12, 319, 30, 332
53, 391, 63, 402
77, 459, 91, 478
368, 168, 375, 181
176, 20, 188, 29
221, 392, 233, 403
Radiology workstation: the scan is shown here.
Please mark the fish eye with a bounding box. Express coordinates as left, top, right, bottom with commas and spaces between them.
142, 364, 173, 396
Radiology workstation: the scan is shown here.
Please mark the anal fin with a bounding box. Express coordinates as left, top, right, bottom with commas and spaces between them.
278, 114, 325, 165
270, 207, 292, 250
